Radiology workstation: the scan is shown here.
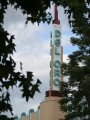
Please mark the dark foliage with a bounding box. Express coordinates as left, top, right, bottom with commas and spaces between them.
57, 1, 90, 119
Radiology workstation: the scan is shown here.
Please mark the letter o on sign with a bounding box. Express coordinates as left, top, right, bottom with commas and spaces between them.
54, 60, 60, 68
53, 78, 60, 86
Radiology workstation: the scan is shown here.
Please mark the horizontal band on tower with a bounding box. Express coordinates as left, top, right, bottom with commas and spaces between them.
45, 90, 63, 97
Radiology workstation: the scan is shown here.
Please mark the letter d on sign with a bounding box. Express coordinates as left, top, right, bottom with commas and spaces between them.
55, 30, 61, 37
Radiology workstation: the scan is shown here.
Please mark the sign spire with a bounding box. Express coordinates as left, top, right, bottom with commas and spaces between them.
53, 4, 60, 25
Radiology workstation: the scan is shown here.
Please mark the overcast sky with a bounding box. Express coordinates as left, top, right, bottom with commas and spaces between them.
3, 4, 78, 118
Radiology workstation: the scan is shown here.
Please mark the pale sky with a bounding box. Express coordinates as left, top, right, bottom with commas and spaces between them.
3, 4, 78, 118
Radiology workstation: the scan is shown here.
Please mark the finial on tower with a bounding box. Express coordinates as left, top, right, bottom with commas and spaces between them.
53, 4, 60, 25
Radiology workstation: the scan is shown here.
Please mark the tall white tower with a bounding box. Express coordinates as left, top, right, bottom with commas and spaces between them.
50, 4, 63, 91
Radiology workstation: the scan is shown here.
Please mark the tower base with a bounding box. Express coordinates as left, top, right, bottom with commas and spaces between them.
40, 90, 65, 120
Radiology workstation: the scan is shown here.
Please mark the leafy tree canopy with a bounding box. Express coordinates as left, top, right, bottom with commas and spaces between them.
59, 30, 90, 120
57, 1, 90, 119
59, 0, 90, 35
0, 0, 60, 25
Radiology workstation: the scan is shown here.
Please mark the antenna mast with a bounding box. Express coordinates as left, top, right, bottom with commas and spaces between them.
53, 4, 60, 25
